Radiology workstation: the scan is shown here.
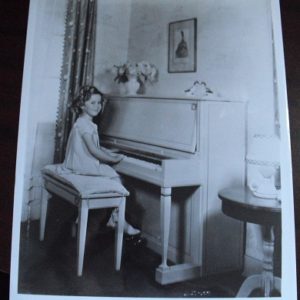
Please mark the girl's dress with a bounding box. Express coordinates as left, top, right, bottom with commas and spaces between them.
63, 116, 119, 178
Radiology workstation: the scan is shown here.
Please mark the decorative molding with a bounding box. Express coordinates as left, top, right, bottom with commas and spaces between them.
246, 158, 280, 168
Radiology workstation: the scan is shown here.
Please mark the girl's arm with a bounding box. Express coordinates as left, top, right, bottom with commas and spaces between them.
82, 133, 124, 164
100, 146, 118, 155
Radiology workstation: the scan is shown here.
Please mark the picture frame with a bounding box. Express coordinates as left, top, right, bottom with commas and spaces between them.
168, 18, 197, 73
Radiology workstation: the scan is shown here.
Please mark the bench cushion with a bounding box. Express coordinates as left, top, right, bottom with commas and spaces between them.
42, 164, 129, 198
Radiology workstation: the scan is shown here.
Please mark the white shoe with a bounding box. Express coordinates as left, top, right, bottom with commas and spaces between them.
106, 209, 118, 229
124, 223, 140, 235
106, 215, 140, 235
106, 214, 116, 228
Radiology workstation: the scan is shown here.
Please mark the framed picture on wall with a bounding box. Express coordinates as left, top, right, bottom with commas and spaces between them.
168, 18, 197, 73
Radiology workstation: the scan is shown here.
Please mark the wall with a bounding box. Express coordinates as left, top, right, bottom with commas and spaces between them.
21, 0, 67, 221
95, 0, 276, 137
94, 0, 132, 93
94, 0, 278, 275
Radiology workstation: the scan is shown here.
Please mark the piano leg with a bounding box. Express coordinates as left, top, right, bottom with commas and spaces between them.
155, 186, 201, 285
159, 187, 172, 269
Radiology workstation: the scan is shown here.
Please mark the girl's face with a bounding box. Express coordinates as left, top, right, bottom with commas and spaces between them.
81, 94, 102, 118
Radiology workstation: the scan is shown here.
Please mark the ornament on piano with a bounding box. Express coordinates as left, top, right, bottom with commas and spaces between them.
184, 81, 214, 97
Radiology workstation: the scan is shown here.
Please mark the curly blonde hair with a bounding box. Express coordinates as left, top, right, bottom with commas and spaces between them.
72, 86, 104, 115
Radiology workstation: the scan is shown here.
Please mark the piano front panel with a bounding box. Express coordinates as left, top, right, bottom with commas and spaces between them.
162, 158, 202, 187
101, 97, 197, 153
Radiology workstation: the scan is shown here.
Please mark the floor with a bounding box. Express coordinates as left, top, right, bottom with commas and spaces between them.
0, 272, 9, 300
17, 196, 252, 298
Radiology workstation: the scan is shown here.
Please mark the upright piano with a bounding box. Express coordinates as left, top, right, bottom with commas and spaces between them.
100, 95, 246, 284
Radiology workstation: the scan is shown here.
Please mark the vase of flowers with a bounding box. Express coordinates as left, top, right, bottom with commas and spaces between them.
113, 61, 158, 95
125, 75, 140, 95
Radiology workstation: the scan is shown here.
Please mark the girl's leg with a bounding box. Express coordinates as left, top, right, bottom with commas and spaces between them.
107, 209, 140, 235
107, 176, 140, 235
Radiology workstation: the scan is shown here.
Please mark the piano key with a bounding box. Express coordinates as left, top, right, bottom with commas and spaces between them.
119, 149, 166, 165
123, 155, 162, 171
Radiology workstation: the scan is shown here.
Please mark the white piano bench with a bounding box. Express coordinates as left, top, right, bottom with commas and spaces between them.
39, 173, 127, 276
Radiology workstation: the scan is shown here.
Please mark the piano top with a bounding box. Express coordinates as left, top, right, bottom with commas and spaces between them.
103, 94, 246, 103
99, 96, 198, 154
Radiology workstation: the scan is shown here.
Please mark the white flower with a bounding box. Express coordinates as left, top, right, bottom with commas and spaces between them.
113, 61, 158, 84
127, 63, 137, 76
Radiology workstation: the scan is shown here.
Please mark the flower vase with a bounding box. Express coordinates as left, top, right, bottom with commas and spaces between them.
125, 77, 140, 95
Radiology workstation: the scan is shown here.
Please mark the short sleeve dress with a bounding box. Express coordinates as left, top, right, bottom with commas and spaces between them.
63, 116, 119, 178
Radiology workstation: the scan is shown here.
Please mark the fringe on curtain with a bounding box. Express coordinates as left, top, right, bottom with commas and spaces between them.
54, 0, 97, 163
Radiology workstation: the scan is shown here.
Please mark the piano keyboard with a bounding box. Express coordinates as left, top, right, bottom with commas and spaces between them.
120, 148, 168, 163
122, 154, 162, 171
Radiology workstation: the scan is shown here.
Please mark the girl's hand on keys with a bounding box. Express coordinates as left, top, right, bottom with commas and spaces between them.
113, 154, 125, 163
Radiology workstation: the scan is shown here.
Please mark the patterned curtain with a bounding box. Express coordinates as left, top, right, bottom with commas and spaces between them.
54, 0, 97, 163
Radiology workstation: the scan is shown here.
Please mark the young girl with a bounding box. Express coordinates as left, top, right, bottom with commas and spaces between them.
63, 85, 140, 235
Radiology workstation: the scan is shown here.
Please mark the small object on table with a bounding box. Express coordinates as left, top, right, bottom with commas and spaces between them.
218, 186, 281, 297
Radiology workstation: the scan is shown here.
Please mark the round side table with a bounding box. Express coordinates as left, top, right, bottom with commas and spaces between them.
218, 186, 281, 297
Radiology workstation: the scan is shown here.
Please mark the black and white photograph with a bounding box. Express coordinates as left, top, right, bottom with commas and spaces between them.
9, 0, 297, 299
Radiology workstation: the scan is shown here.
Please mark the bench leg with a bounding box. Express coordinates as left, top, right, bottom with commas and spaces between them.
77, 200, 89, 276
115, 198, 126, 270
39, 188, 49, 241
71, 216, 78, 238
